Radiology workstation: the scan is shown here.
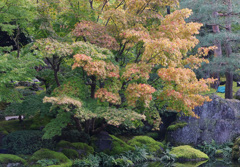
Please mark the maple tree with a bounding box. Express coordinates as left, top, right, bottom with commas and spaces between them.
71, 2, 216, 122
1, 0, 218, 139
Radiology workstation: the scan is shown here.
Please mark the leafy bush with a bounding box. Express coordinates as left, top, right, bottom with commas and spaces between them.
198, 140, 232, 159
37, 159, 60, 167
2, 130, 55, 154
72, 154, 101, 167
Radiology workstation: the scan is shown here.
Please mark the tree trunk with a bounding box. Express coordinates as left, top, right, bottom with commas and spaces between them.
224, 0, 233, 99
54, 69, 60, 87
225, 72, 233, 99
90, 76, 96, 98
211, 11, 222, 89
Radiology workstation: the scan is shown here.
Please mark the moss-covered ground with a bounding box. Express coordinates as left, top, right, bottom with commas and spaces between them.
202, 78, 240, 99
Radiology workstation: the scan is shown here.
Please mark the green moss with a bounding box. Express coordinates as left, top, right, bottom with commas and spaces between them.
0, 154, 26, 165
30, 148, 72, 167
107, 135, 134, 155
62, 149, 79, 159
56, 140, 73, 149
72, 142, 94, 156
56, 140, 94, 158
167, 122, 188, 131
170, 145, 209, 161
128, 136, 164, 154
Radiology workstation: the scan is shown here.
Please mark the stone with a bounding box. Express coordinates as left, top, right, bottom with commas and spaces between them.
93, 131, 113, 152
168, 95, 240, 146
235, 89, 240, 100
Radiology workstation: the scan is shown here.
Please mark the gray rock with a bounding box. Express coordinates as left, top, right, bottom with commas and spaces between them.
92, 131, 113, 152
168, 95, 240, 145
235, 89, 240, 100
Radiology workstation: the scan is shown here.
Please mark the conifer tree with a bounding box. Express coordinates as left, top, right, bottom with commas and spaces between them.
181, 0, 240, 99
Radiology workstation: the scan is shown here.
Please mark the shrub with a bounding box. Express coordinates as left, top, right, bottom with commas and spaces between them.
128, 136, 164, 154
30, 148, 72, 167
2, 130, 55, 154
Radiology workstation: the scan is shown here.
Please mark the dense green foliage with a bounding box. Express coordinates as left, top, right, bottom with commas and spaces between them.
2, 130, 55, 154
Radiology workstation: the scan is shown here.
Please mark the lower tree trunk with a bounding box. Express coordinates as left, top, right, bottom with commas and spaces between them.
54, 70, 60, 87
225, 71, 233, 99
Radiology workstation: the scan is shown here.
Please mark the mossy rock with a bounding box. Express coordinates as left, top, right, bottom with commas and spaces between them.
232, 137, 240, 160
169, 145, 209, 162
128, 136, 164, 154
167, 122, 188, 131
72, 142, 94, 156
62, 149, 79, 159
30, 148, 72, 167
107, 135, 134, 155
0, 154, 26, 165
56, 140, 94, 158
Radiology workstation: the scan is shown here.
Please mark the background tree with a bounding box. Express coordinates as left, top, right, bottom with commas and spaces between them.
180, 0, 240, 99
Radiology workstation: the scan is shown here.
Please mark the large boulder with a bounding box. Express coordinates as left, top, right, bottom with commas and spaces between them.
168, 95, 240, 146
